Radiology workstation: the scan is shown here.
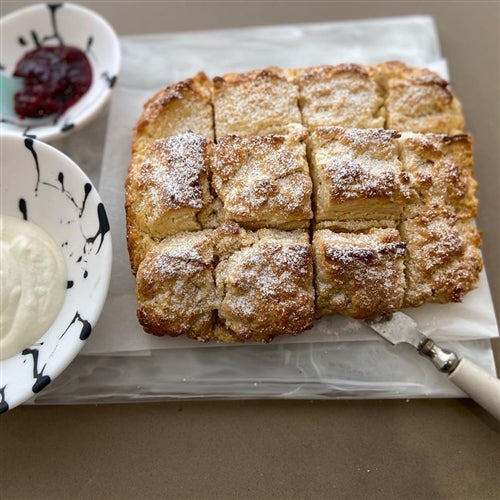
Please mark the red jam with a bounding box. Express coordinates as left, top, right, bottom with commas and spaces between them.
13, 46, 92, 119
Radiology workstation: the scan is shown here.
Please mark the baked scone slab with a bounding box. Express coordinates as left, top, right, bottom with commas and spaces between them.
291, 63, 385, 129
213, 67, 303, 138
313, 228, 406, 319
400, 203, 482, 308
212, 132, 313, 229
215, 228, 315, 342
308, 127, 409, 226
125, 63, 481, 343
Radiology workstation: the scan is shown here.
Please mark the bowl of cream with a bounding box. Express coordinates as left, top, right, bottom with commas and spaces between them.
0, 3, 121, 142
0, 133, 112, 412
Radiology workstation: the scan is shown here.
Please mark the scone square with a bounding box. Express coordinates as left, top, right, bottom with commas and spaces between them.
378, 61, 464, 134
293, 64, 385, 129
313, 228, 406, 319
400, 203, 482, 308
135, 230, 217, 341
308, 127, 407, 226
132, 72, 214, 158
215, 229, 314, 342
399, 132, 477, 220
212, 133, 313, 229
126, 132, 214, 240
213, 67, 302, 138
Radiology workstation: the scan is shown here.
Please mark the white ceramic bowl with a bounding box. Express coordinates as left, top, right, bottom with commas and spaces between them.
0, 3, 121, 142
0, 134, 112, 412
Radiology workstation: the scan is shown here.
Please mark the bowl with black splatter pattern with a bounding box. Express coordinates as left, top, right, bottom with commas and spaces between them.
0, 2, 121, 142
0, 133, 112, 412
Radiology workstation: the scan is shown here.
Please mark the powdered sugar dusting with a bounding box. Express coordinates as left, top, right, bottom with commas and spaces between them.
337, 127, 401, 152
151, 247, 208, 279
325, 241, 406, 265
401, 204, 482, 306
139, 131, 210, 210
235, 241, 310, 297
313, 127, 403, 207
140, 234, 213, 285
324, 159, 397, 201
218, 235, 314, 338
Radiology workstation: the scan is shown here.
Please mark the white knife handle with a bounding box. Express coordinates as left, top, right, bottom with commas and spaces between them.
448, 358, 500, 420
418, 339, 500, 420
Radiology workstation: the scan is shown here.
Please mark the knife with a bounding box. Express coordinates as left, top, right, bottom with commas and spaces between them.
365, 311, 500, 419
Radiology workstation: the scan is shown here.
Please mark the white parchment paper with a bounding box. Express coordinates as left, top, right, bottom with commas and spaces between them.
39, 16, 496, 403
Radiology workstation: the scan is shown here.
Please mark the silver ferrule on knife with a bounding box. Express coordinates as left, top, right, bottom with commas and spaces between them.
417, 338, 460, 373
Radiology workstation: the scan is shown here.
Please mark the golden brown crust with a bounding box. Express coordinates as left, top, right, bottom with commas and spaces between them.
313, 228, 406, 319
293, 63, 385, 129
126, 222, 158, 276
135, 230, 217, 341
213, 132, 313, 229
378, 61, 464, 134
399, 132, 477, 220
132, 72, 214, 158
400, 203, 482, 307
213, 67, 302, 138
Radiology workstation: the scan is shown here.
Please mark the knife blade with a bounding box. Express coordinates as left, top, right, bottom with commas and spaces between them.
365, 311, 500, 420
366, 312, 426, 350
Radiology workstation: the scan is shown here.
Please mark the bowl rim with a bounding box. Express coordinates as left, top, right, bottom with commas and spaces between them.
0, 2, 122, 142
0, 133, 113, 411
